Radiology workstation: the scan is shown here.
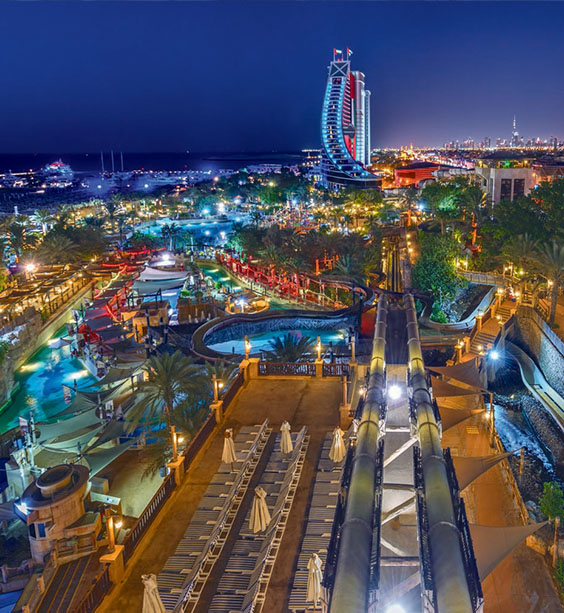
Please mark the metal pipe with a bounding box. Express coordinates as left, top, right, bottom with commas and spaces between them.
405, 294, 473, 612
330, 296, 387, 612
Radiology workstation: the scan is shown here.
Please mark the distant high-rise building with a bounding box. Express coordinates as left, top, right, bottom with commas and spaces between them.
510, 115, 520, 147
320, 49, 380, 188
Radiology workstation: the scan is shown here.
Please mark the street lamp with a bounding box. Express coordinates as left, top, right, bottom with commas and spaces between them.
316, 336, 322, 361
244, 335, 251, 360
212, 373, 224, 402
104, 508, 123, 553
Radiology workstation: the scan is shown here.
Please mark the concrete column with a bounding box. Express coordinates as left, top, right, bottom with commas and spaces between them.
315, 359, 323, 378
247, 358, 260, 380
167, 457, 185, 486
463, 336, 471, 353
100, 545, 125, 584
211, 400, 224, 423
476, 313, 483, 332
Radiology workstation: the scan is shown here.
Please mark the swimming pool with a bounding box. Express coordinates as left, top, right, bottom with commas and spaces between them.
0, 326, 96, 433
207, 328, 348, 355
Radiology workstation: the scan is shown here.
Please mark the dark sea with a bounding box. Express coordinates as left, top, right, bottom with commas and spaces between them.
0, 151, 305, 174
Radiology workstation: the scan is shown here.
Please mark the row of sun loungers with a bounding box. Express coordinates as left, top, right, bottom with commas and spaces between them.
158, 421, 271, 611
288, 432, 346, 612
210, 427, 309, 613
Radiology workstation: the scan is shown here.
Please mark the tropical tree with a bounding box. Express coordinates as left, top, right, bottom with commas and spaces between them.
34, 209, 53, 235
37, 235, 80, 265
539, 481, 564, 565
161, 223, 179, 251
7, 222, 36, 259
204, 360, 238, 397
103, 200, 120, 232
531, 240, 564, 325
264, 333, 315, 362
128, 352, 208, 477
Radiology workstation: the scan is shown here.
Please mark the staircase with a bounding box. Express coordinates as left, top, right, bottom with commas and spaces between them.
470, 329, 497, 354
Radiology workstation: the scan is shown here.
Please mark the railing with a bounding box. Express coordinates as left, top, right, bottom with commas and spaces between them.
322, 363, 350, 377
257, 361, 317, 377
182, 412, 217, 472
12, 553, 56, 613
73, 566, 111, 613
368, 440, 384, 592
413, 446, 436, 608
221, 369, 245, 407
443, 449, 483, 612
459, 270, 508, 287
123, 472, 177, 563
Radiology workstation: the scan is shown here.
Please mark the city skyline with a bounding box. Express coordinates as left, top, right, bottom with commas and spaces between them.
1, 2, 564, 153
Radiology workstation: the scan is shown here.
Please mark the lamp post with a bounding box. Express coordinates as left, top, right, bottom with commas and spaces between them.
244, 335, 251, 360
171, 425, 180, 462
212, 374, 224, 402
316, 336, 322, 362
104, 508, 123, 553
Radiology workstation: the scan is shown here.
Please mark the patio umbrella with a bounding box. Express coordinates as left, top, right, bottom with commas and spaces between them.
249, 486, 271, 533
222, 428, 237, 470
329, 427, 346, 463
306, 552, 323, 607
141, 573, 165, 613
280, 421, 293, 455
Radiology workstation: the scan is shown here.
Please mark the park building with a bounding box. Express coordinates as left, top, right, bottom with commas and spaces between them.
474, 151, 534, 204
320, 49, 381, 189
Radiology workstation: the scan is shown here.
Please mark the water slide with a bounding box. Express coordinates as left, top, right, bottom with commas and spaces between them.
505, 340, 564, 433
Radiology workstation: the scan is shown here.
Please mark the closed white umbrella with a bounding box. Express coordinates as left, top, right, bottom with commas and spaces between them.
306, 552, 323, 608
329, 427, 346, 463
249, 486, 271, 533
280, 421, 293, 455
222, 428, 237, 471
141, 573, 165, 613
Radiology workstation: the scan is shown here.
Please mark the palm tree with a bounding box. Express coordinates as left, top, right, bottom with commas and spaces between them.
204, 360, 238, 397
37, 235, 79, 265
34, 209, 53, 235
331, 253, 366, 284
103, 200, 119, 232
532, 241, 564, 325
127, 351, 205, 429
264, 333, 315, 362
7, 222, 35, 259
161, 223, 179, 251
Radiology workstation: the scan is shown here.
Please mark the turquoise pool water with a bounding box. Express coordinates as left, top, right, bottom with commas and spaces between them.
207, 329, 348, 355
0, 326, 96, 433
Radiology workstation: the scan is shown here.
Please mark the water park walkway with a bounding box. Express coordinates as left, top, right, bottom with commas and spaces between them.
443, 410, 561, 612
98, 377, 342, 613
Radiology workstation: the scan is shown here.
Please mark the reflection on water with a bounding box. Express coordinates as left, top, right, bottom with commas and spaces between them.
208, 329, 348, 355
0, 326, 96, 433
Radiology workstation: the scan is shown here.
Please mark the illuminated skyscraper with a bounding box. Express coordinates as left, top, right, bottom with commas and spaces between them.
321, 49, 380, 188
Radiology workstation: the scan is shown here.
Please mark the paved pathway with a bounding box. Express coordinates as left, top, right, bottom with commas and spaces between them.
98, 377, 341, 613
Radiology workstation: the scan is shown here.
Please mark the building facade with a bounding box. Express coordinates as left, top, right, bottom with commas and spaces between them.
474, 152, 533, 204
321, 50, 380, 189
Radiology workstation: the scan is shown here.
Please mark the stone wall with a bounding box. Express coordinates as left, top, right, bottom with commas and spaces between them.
511, 305, 564, 398
204, 314, 356, 346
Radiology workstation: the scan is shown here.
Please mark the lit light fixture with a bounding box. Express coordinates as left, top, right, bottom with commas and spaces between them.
386, 605, 406, 613
489, 350, 500, 360
25, 263, 36, 273
388, 385, 401, 400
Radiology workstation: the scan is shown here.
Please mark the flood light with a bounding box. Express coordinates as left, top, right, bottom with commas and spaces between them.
388, 385, 401, 400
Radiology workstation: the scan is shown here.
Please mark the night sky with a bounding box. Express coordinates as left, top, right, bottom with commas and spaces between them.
1, 1, 563, 153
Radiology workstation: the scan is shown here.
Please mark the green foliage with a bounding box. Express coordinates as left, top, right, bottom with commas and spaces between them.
0, 341, 10, 364
264, 333, 316, 362
539, 481, 564, 523
412, 233, 465, 311
555, 560, 564, 594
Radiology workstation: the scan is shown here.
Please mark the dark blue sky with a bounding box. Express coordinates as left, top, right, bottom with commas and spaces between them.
0, 1, 563, 152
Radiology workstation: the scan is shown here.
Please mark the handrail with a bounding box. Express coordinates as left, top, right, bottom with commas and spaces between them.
329, 295, 388, 612
405, 293, 477, 612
